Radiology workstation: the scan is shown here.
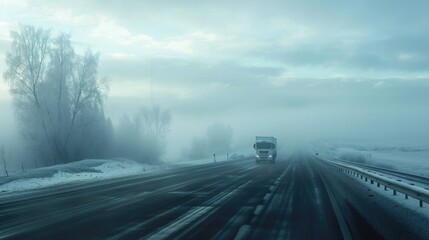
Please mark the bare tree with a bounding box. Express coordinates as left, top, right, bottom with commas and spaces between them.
182, 123, 233, 160
42, 33, 75, 163
4, 26, 50, 110
4, 26, 51, 160
65, 50, 108, 161
4, 25, 110, 166
134, 105, 171, 162
67, 51, 107, 142
135, 105, 171, 138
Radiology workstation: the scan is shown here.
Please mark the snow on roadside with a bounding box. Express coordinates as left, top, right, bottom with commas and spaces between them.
0, 147, 255, 193
0, 148, 254, 193
337, 161, 429, 238
0, 158, 169, 193
169, 148, 254, 166
313, 141, 429, 178
314, 141, 429, 237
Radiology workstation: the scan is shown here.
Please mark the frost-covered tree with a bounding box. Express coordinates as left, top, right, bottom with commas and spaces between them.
38, 33, 75, 163
112, 105, 171, 163
3, 25, 110, 166
4, 25, 50, 163
135, 105, 171, 138
134, 105, 171, 162
182, 123, 233, 160
65, 50, 109, 161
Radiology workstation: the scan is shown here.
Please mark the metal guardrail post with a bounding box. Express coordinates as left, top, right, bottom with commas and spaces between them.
318, 156, 429, 208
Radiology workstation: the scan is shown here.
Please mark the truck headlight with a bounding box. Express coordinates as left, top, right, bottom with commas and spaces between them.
269, 155, 272, 158
256, 154, 260, 158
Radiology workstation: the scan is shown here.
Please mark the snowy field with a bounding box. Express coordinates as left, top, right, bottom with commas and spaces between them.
0, 149, 254, 193
313, 141, 429, 177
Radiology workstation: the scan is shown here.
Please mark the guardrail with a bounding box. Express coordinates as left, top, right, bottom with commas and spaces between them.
318, 156, 429, 207
318, 155, 429, 185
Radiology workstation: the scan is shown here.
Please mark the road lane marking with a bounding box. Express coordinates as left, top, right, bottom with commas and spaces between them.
253, 204, 264, 215
315, 162, 353, 240
234, 224, 251, 240
146, 206, 213, 240
145, 180, 254, 239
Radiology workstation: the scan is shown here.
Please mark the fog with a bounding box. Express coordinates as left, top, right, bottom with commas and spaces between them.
107, 77, 429, 160
1, 1, 429, 171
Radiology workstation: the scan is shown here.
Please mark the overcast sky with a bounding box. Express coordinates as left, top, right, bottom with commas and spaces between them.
1, 0, 429, 157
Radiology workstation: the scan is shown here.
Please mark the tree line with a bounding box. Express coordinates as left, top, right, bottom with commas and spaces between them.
2, 25, 171, 170
182, 123, 233, 160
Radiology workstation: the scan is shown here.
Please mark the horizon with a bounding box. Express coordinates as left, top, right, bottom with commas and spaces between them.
1, 1, 429, 165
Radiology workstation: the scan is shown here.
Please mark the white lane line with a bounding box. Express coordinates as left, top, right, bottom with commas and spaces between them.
277, 190, 293, 240
317, 167, 353, 240
145, 180, 254, 240
146, 206, 213, 240
263, 193, 272, 201
234, 224, 251, 240
108, 206, 185, 240
253, 204, 264, 215
269, 186, 278, 193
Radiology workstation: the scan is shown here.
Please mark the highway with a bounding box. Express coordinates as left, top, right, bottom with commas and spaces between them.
0, 152, 426, 239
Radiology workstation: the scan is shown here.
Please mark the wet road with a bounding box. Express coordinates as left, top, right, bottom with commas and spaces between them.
0, 152, 383, 239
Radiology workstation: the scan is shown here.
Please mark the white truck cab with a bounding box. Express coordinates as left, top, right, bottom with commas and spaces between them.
253, 136, 277, 163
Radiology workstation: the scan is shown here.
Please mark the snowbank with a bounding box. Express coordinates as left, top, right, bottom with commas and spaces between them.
0, 159, 169, 193
313, 141, 429, 177
0, 148, 254, 193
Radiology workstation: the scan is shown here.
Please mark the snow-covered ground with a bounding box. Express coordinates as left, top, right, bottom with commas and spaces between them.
0, 148, 254, 193
170, 148, 254, 166
314, 140, 429, 238
0, 158, 170, 193
313, 141, 429, 177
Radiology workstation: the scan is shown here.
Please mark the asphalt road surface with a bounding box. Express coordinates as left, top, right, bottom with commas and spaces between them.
0, 152, 420, 239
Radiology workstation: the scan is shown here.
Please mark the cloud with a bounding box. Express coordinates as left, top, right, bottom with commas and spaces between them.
251, 32, 429, 73
47, 8, 92, 26
90, 17, 154, 46
10, 0, 429, 77
373, 81, 385, 88
0, 0, 27, 7
100, 55, 282, 84
89, 17, 224, 56
2, 0, 429, 156
0, 21, 14, 41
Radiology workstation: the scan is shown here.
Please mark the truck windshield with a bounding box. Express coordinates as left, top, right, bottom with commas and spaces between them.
256, 142, 272, 149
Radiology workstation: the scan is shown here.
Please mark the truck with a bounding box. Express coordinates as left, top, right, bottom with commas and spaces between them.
253, 136, 277, 163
